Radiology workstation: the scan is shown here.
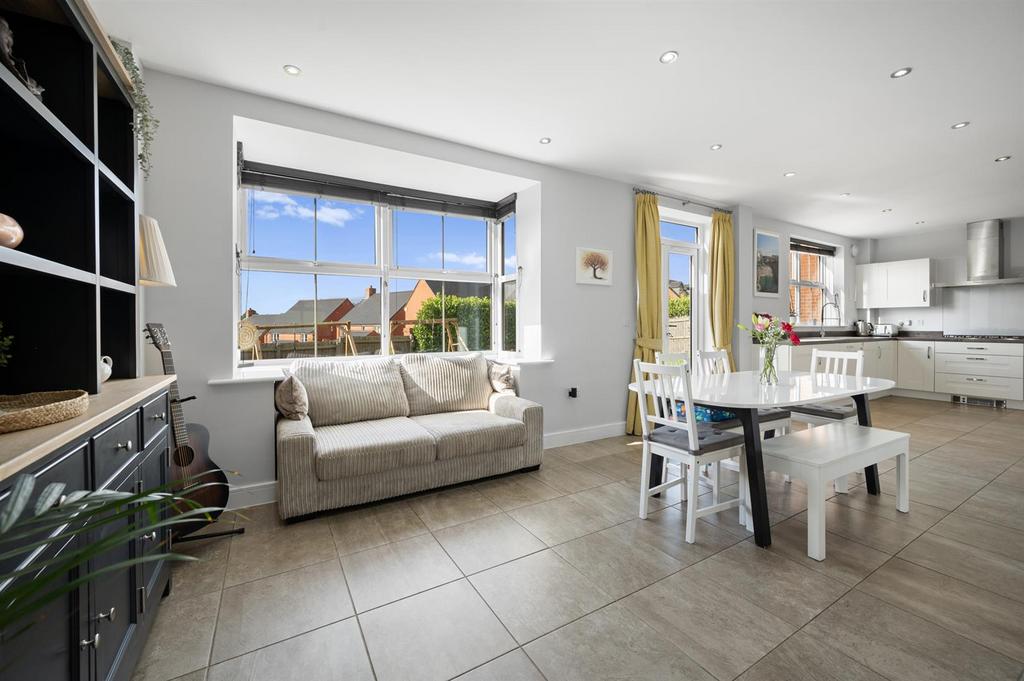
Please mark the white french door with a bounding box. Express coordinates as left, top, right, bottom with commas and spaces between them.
661, 240, 700, 358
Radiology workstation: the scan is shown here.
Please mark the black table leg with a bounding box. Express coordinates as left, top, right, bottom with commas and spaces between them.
737, 408, 772, 547
853, 393, 881, 495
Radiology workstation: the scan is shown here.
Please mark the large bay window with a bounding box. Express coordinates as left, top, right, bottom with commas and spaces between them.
236, 163, 517, 363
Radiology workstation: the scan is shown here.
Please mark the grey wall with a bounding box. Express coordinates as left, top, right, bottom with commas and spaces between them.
863, 218, 1024, 332
141, 71, 636, 500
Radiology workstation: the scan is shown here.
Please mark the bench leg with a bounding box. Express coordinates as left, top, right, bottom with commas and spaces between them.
834, 475, 848, 494
638, 441, 652, 520
806, 475, 826, 561
685, 462, 700, 544
896, 451, 910, 513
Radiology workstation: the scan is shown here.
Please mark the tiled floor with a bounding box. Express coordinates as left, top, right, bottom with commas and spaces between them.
133, 396, 1024, 681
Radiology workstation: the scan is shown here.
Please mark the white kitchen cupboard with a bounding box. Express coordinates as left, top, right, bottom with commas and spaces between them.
855, 259, 931, 308
897, 340, 935, 391
863, 341, 898, 381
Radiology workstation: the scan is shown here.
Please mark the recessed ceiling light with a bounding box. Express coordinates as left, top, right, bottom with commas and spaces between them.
710, 144, 722, 151
882, 208, 893, 213
659, 50, 679, 64
839, 192, 851, 197
783, 171, 797, 177
951, 121, 970, 129
889, 67, 913, 79
282, 64, 302, 76
995, 155, 1011, 162
538, 137, 551, 145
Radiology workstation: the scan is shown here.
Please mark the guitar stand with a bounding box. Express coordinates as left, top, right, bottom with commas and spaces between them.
176, 526, 246, 543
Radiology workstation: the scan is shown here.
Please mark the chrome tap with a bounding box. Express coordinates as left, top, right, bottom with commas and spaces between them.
820, 295, 841, 330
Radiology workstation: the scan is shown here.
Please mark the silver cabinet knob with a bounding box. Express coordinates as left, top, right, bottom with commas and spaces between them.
80, 633, 100, 649
142, 531, 158, 542
117, 440, 133, 451
95, 607, 116, 622
152, 412, 167, 420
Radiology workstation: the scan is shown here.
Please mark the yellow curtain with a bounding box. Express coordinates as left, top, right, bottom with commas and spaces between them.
626, 192, 662, 435
708, 210, 736, 370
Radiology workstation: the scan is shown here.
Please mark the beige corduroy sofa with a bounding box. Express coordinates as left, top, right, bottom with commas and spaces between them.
275, 353, 543, 519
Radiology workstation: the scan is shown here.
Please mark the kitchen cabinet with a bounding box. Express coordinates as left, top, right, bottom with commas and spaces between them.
934, 341, 1024, 402
897, 340, 935, 391
855, 259, 931, 309
863, 341, 898, 381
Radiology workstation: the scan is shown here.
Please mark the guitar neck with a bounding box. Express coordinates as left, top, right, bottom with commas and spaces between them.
158, 348, 189, 448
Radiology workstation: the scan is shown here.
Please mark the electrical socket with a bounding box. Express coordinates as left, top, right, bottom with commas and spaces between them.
568, 387, 578, 399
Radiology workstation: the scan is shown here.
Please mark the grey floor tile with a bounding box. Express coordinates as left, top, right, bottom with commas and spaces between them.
507, 495, 621, 545
623, 570, 795, 681
686, 540, 849, 627
226, 503, 293, 535
470, 549, 613, 643
171, 535, 230, 599
578, 452, 641, 481
995, 461, 1024, 490
736, 629, 887, 681
455, 650, 545, 681
211, 559, 354, 663
916, 442, 1021, 480
341, 533, 461, 612
166, 672, 207, 681
528, 460, 613, 494
609, 506, 743, 566
359, 580, 516, 681
828, 484, 948, 531
408, 486, 502, 530
930, 512, 1024, 563
553, 523, 683, 599
878, 460, 990, 511
524, 602, 715, 681
223, 520, 337, 587
433, 512, 546, 574
957, 482, 1024, 530
764, 516, 891, 587
858, 558, 1024, 662
474, 473, 562, 510
326, 500, 428, 556
542, 442, 607, 464
206, 619, 373, 681
898, 531, 1024, 602
571, 480, 663, 523
132, 591, 220, 681
805, 589, 1023, 681
793, 501, 923, 554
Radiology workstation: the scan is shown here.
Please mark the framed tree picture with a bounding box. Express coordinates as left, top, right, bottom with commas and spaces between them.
754, 230, 780, 297
576, 247, 613, 285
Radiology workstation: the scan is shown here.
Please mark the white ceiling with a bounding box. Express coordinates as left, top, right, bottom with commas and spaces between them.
95, 1, 1024, 238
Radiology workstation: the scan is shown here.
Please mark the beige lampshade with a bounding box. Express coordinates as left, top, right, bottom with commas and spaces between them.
139, 214, 177, 287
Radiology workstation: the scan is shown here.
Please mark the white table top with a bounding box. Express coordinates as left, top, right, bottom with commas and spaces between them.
628, 371, 895, 409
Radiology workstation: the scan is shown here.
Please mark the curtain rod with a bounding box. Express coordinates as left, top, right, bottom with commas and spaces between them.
633, 187, 733, 215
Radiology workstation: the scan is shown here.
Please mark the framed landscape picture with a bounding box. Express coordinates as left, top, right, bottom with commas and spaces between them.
576, 247, 613, 285
754, 230, 780, 297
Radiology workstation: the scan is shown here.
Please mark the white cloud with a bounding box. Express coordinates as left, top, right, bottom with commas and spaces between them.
252, 190, 297, 206
422, 251, 487, 268
316, 204, 356, 227
504, 256, 517, 269
251, 192, 356, 227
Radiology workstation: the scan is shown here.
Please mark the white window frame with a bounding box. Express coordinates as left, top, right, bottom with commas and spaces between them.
789, 250, 840, 327
236, 188, 516, 364
659, 221, 701, 357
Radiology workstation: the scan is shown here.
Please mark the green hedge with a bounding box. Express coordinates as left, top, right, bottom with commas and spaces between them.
411, 295, 516, 352
668, 295, 691, 319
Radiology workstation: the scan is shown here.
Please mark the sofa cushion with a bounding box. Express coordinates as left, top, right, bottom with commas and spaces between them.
274, 373, 309, 420
292, 357, 409, 427
400, 353, 493, 416
314, 417, 436, 480
411, 411, 526, 460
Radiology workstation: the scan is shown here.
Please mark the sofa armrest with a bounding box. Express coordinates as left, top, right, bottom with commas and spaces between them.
276, 416, 318, 518
489, 393, 543, 466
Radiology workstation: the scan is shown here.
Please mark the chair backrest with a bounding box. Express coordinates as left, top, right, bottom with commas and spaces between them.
633, 358, 700, 451
654, 351, 689, 367
695, 349, 730, 375
810, 348, 864, 378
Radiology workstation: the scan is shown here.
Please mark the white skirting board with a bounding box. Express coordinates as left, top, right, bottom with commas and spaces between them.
543, 421, 627, 449
227, 480, 278, 509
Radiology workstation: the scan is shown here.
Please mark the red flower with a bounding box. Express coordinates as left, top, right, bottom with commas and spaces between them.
789, 333, 801, 345
781, 322, 793, 332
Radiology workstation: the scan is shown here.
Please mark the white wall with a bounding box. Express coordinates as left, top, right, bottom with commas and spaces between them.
141, 71, 635, 502
733, 210, 857, 369
860, 218, 1024, 332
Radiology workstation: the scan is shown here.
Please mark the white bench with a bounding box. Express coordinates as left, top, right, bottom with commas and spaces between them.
747, 422, 910, 560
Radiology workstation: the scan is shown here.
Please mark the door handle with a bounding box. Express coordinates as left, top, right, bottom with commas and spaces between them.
116, 440, 133, 452
142, 531, 158, 542
966, 346, 986, 350
965, 377, 986, 382
80, 633, 100, 649
966, 357, 986, 361
926, 347, 931, 359
95, 607, 116, 622
922, 290, 926, 302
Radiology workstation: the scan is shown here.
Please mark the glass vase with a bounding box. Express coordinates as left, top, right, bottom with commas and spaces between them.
760, 343, 778, 385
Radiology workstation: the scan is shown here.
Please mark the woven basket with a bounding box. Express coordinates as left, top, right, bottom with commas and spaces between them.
0, 390, 89, 434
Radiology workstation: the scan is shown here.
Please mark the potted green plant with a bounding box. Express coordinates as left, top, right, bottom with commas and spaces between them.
0, 322, 12, 368
111, 41, 159, 179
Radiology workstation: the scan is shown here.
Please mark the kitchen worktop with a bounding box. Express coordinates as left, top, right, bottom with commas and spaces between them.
763, 332, 1024, 346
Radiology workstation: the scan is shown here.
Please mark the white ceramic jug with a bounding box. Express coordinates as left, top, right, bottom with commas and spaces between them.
100, 355, 113, 382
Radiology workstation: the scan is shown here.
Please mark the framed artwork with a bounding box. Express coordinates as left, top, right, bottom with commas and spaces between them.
754, 230, 780, 297
576, 247, 613, 285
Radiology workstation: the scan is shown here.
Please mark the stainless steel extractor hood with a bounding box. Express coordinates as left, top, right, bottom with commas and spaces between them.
934, 219, 1024, 288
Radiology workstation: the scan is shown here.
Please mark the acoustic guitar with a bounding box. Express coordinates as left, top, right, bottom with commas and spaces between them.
145, 323, 241, 541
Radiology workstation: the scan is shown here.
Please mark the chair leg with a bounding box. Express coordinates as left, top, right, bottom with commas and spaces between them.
685, 462, 700, 544
638, 441, 652, 520
896, 451, 910, 513
711, 461, 720, 506
737, 453, 748, 528
834, 475, 848, 494
806, 475, 826, 561
680, 461, 688, 502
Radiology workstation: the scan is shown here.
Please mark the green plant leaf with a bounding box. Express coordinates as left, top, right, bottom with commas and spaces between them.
0, 475, 34, 533
33, 483, 67, 517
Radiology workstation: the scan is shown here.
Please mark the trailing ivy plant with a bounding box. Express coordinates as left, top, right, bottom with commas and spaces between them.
0, 322, 12, 368
111, 41, 159, 179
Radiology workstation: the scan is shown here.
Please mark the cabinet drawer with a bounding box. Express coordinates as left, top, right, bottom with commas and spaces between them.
935, 353, 1024, 378
141, 392, 169, 448
935, 372, 1024, 401
93, 410, 141, 488
934, 341, 1024, 357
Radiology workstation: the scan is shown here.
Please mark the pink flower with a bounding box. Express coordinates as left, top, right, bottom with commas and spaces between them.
754, 323, 766, 332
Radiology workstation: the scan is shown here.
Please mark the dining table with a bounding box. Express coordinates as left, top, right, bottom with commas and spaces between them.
627, 370, 897, 548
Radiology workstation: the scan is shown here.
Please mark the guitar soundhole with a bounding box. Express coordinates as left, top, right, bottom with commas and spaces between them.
173, 446, 195, 467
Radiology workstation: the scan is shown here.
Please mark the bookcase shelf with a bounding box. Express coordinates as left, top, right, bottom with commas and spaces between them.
0, 0, 138, 395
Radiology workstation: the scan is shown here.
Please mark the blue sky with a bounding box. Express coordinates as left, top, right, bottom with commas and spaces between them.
661, 221, 696, 287
241, 190, 514, 315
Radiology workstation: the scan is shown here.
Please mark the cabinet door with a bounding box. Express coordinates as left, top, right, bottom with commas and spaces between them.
898, 341, 934, 391
138, 438, 168, 606
879, 342, 898, 381
886, 259, 931, 308
91, 472, 137, 681
857, 264, 888, 308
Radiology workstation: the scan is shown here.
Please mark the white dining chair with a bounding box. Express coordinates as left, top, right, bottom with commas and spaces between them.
633, 359, 748, 543
789, 348, 863, 493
